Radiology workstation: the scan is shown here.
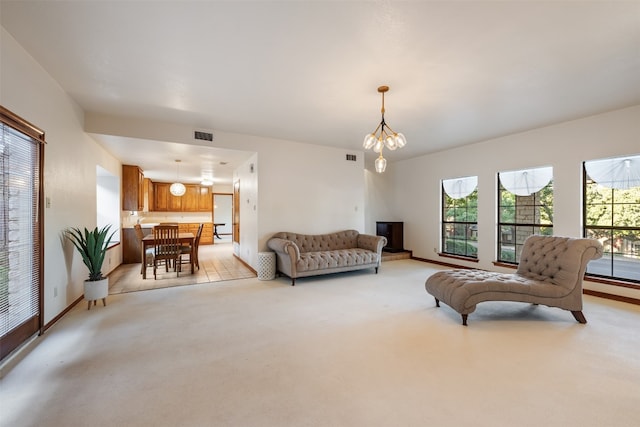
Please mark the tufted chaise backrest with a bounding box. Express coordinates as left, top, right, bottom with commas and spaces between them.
271, 230, 360, 253
516, 235, 603, 289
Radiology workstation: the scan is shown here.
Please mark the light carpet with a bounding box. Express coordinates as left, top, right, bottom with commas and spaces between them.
1, 259, 639, 427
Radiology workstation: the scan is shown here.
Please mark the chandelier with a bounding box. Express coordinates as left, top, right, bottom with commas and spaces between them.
170, 159, 186, 197
363, 85, 407, 173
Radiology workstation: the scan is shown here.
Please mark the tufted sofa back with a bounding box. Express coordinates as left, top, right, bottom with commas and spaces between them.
516, 235, 603, 289
271, 230, 360, 253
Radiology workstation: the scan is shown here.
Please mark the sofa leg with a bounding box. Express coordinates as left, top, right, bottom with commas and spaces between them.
571, 310, 587, 324
291, 278, 295, 286
375, 266, 379, 274
434, 298, 440, 307
461, 314, 468, 326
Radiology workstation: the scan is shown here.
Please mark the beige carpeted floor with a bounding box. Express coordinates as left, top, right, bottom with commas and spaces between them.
1, 259, 639, 427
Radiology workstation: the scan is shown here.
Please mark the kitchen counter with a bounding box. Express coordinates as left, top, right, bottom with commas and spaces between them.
122, 223, 159, 229
137, 223, 159, 229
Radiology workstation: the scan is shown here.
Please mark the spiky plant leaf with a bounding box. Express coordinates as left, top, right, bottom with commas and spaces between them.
67, 225, 116, 281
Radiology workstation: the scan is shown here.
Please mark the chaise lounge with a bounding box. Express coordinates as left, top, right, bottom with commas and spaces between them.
425, 235, 603, 325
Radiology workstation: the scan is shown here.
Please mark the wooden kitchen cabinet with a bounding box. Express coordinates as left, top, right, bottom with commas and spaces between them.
182, 185, 199, 211
177, 222, 213, 245
198, 186, 213, 211
122, 227, 152, 263
154, 183, 170, 211
144, 178, 154, 211
122, 165, 144, 211
201, 223, 213, 244
151, 183, 213, 212
168, 190, 182, 211
154, 182, 183, 211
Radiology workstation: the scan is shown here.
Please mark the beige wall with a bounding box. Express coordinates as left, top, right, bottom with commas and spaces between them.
85, 114, 367, 268
1, 28, 123, 323
372, 105, 640, 300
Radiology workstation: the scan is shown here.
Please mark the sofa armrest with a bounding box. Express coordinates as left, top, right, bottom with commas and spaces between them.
267, 238, 300, 261
357, 233, 387, 255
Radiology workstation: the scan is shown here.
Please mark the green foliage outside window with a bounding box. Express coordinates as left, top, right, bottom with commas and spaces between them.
442, 189, 478, 258
497, 182, 554, 263
585, 182, 640, 232
584, 177, 640, 282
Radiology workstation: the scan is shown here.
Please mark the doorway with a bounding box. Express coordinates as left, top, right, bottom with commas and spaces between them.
212, 193, 233, 243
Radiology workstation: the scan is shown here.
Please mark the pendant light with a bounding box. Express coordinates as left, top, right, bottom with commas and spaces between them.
170, 159, 186, 197
363, 85, 407, 173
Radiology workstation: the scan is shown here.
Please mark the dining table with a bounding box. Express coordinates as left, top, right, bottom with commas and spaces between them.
141, 232, 195, 279
213, 223, 225, 239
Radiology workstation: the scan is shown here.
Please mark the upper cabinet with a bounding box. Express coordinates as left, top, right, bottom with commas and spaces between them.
152, 182, 212, 212
198, 186, 213, 211
122, 165, 144, 211
144, 178, 154, 211
182, 185, 199, 211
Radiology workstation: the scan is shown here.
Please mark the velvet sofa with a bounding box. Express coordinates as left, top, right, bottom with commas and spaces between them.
267, 230, 387, 285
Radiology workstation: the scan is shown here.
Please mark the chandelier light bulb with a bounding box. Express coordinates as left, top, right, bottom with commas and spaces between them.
373, 138, 384, 153
363, 133, 377, 150
385, 135, 397, 150
394, 132, 407, 148
375, 155, 387, 173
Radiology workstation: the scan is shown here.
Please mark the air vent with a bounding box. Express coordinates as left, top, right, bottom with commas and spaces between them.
194, 131, 213, 141
346, 154, 357, 161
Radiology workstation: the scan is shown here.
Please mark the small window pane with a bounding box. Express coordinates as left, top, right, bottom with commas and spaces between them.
584, 157, 640, 284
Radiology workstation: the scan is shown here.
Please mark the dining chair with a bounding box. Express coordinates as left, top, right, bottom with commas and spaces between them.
134, 224, 155, 275
153, 224, 181, 279
180, 223, 204, 271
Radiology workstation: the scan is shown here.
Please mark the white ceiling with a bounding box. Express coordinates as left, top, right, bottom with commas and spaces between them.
2, 1, 639, 183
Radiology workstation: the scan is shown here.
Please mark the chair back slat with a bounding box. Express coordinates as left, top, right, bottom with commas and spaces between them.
195, 223, 204, 248
154, 225, 180, 259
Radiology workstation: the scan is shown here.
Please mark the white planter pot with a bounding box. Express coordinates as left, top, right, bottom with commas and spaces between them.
84, 277, 108, 310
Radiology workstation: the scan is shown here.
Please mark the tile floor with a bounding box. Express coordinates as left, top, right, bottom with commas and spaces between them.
108, 242, 256, 294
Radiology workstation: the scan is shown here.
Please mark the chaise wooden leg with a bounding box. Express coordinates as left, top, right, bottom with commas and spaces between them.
102, 298, 107, 307
291, 278, 295, 286
434, 298, 440, 307
461, 314, 468, 326
87, 301, 91, 310
375, 266, 379, 274
571, 310, 587, 324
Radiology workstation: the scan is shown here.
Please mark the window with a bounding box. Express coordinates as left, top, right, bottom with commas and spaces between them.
442, 176, 478, 258
497, 166, 553, 263
0, 106, 45, 360
583, 155, 640, 283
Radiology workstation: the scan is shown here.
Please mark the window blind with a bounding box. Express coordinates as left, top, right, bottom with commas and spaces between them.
1, 107, 43, 360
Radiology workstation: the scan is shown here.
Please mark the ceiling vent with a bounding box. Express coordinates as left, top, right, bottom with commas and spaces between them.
346, 154, 357, 161
194, 131, 213, 141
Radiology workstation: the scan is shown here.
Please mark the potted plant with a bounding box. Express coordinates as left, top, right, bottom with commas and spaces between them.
67, 224, 116, 310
